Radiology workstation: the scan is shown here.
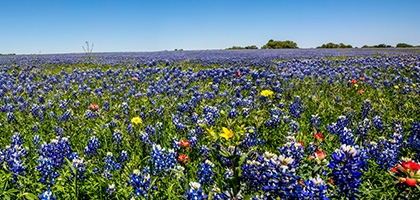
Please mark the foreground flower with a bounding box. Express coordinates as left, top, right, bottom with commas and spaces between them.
131, 117, 142, 126
260, 89, 274, 97
394, 85, 399, 89
351, 79, 357, 85
390, 159, 420, 187
219, 127, 234, 140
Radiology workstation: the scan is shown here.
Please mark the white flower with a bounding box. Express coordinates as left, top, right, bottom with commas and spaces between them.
189, 182, 201, 190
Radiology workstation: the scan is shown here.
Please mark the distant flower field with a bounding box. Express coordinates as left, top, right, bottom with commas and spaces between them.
0, 49, 420, 199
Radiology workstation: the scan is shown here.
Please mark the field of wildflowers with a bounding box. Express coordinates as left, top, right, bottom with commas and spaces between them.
0, 49, 419, 199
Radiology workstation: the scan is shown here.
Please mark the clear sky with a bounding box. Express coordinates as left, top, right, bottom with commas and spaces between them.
1, 0, 419, 54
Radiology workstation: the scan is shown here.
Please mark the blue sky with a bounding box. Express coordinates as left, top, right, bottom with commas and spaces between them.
1, 0, 419, 54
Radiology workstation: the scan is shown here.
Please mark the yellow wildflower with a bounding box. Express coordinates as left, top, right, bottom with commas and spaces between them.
394, 85, 399, 89
220, 127, 234, 140
131, 117, 142, 125
206, 126, 217, 139
413, 83, 417, 87
354, 83, 358, 88
260, 90, 274, 97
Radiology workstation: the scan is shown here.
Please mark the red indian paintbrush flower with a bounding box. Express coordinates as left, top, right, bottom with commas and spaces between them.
351, 79, 357, 85
314, 132, 324, 142
89, 104, 99, 112
178, 154, 190, 164
315, 150, 327, 160
179, 139, 191, 150
390, 159, 420, 187
402, 160, 420, 171
406, 178, 417, 186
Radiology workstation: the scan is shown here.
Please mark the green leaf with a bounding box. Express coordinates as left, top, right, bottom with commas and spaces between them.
22, 193, 38, 200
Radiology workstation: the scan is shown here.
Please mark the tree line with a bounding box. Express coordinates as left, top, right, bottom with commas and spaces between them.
226, 40, 419, 50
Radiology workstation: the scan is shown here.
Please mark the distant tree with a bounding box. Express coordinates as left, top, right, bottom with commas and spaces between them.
245, 45, 258, 49
261, 39, 298, 49
396, 43, 414, 48
317, 42, 352, 48
226, 45, 258, 50
361, 44, 393, 48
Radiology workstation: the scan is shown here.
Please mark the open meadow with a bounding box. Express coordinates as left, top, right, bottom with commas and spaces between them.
0, 49, 420, 199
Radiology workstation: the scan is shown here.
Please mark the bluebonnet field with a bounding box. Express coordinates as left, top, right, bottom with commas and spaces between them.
0, 49, 420, 199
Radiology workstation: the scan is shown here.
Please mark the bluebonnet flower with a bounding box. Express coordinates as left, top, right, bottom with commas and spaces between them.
327, 116, 348, 135
37, 156, 60, 185
139, 132, 152, 147
371, 123, 404, 169
85, 110, 99, 119
128, 168, 155, 199
241, 151, 303, 198
240, 127, 262, 149
84, 136, 101, 157
265, 107, 284, 128
7, 112, 16, 123
104, 152, 122, 172
103, 101, 110, 111
197, 160, 215, 185
210, 187, 227, 200
53, 126, 64, 136
38, 187, 57, 200
107, 183, 116, 197
228, 108, 238, 119
301, 175, 329, 200
172, 113, 187, 130
199, 145, 211, 160
119, 150, 129, 163
355, 118, 370, 141
185, 182, 208, 200
360, 100, 371, 119
278, 140, 305, 167
372, 115, 384, 130
242, 108, 249, 118
121, 102, 129, 115
39, 136, 72, 167
310, 114, 321, 131
2, 133, 28, 183
188, 129, 198, 149
289, 96, 304, 118
33, 134, 41, 149
150, 144, 177, 175
109, 119, 118, 129
407, 122, 420, 159
328, 144, 367, 200
112, 130, 123, 145
340, 127, 355, 145
289, 121, 299, 134
70, 156, 87, 181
